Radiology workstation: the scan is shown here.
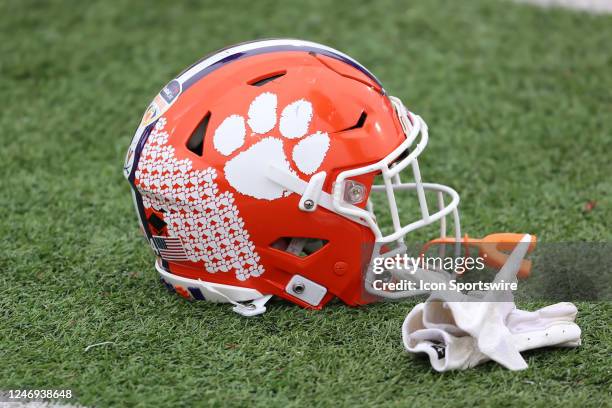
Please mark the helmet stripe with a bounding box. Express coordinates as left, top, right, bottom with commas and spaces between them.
177, 39, 383, 91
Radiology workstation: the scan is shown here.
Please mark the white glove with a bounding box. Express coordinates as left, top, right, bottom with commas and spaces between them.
505, 302, 582, 349
404, 301, 582, 371
403, 303, 490, 371
402, 234, 581, 371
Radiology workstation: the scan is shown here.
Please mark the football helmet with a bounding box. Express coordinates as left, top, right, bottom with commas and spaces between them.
124, 39, 491, 315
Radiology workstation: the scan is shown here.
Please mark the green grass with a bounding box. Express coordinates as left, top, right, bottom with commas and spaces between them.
1, 0, 611, 406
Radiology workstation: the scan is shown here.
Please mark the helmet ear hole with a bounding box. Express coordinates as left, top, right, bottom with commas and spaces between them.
186, 112, 211, 156
270, 237, 329, 258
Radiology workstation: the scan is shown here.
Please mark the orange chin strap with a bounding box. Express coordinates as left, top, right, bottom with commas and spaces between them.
421, 233, 537, 279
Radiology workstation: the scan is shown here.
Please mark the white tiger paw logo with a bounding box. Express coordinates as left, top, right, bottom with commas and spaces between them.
213, 92, 330, 200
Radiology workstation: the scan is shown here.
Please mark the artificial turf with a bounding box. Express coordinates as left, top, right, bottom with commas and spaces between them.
1, 0, 611, 406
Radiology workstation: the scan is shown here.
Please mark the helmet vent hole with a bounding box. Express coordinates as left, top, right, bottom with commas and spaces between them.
270, 237, 329, 258
340, 111, 367, 131
248, 71, 286, 87
186, 112, 210, 157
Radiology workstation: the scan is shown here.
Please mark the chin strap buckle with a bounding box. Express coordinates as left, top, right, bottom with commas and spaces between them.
232, 295, 273, 317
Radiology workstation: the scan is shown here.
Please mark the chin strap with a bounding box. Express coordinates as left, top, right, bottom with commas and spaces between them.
195, 279, 272, 317
156, 261, 272, 316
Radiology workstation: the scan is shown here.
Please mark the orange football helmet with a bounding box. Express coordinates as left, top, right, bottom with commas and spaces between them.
124, 39, 465, 315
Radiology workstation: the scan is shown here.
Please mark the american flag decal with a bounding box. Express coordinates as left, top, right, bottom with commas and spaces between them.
151, 235, 188, 261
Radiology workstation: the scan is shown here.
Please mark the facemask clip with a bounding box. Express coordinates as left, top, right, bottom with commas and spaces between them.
299, 171, 327, 212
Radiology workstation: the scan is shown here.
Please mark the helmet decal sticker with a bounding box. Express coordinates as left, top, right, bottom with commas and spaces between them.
215, 93, 330, 199
279, 99, 313, 139
151, 235, 189, 261
139, 79, 183, 128
224, 137, 296, 200
247, 92, 278, 134
292, 131, 330, 175
159, 79, 181, 104
213, 114, 246, 156
123, 144, 136, 178
134, 117, 264, 281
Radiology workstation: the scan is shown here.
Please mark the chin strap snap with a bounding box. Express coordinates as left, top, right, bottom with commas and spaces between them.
232, 295, 273, 317
195, 278, 272, 317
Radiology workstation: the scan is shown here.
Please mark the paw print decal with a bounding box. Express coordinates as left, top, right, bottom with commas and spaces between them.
134, 117, 264, 281
213, 92, 331, 200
